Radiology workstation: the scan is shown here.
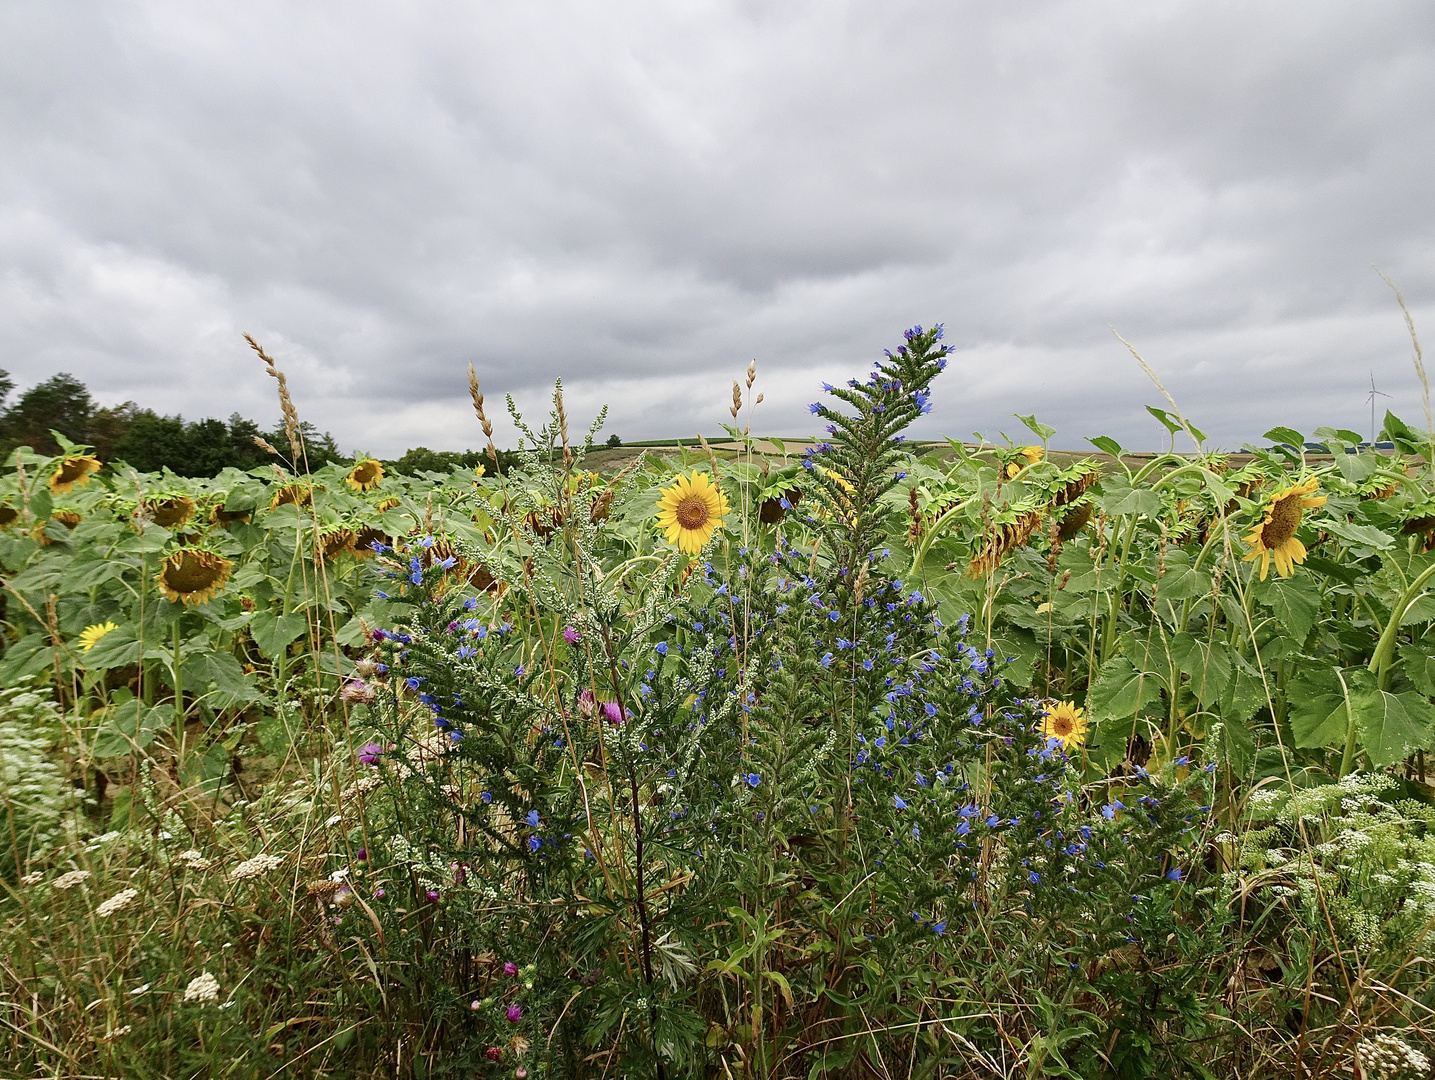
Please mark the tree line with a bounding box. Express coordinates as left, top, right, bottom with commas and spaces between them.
0, 370, 523, 477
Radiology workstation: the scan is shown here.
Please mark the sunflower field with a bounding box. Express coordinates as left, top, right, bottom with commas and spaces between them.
3, 327, 1435, 1079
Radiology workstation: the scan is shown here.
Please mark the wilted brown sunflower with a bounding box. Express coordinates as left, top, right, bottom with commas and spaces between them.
346, 460, 384, 492
210, 506, 250, 526
270, 482, 313, 510
1056, 500, 1094, 542
145, 496, 195, 529
967, 506, 1044, 578
33, 510, 83, 545
0, 504, 17, 528
1045, 463, 1101, 509
351, 526, 393, 558
50, 455, 102, 494
157, 548, 233, 606
318, 526, 357, 559
759, 487, 802, 525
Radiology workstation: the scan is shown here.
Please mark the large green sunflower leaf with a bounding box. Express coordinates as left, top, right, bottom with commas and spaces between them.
1348, 670, 1435, 768
1087, 656, 1163, 729
81, 624, 143, 670
1169, 632, 1233, 706
1256, 574, 1323, 642
1403, 643, 1435, 699
250, 610, 308, 660
93, 698, 165, 758
1287, 665, 1350, 749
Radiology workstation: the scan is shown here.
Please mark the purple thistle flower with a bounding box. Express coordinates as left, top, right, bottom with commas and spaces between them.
563, 626, 581, 645
358, 742, 384, 766
507, 1004, 523, 1023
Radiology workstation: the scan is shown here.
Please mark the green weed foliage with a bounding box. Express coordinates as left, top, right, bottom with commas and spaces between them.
1, 325, 1435, 1077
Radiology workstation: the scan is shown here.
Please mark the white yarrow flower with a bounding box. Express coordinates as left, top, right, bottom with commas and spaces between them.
96, 888, 139, 917
52, 870, 91, 890
183, 972, 220, 1004
232, 854, 286, 880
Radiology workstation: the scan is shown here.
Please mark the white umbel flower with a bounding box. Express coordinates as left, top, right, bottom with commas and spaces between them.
183, 972, 220, 1004
52, 870, 91, 889
96, 888, 139, 917
232, 854, 285, 880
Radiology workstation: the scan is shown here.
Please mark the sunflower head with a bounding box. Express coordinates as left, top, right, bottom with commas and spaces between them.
352, 525, 393, 559
1242, 476, 1326, 580
157, 548, 234, 606
78, 622, 120, 653
655, 471, 729, 555
346, 460, 384, 492
1006, 445, 1044, 479
50, 455, 102, 494
1039, 701, 1089, 751
210, 504, 251, 526
145, 496, 195, 529
318, 526, 357, 559
33, 510, 83, 545
270, 482, 313, 510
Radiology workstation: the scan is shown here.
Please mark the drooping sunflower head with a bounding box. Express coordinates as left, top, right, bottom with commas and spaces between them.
318, 525, 357, 560
157, 548, 234, 606
50, 455, 102, 494
1039, 701, 1089, 751
145, 496, 195, 529
209, 503, 251, 527
33, 510, 83, 545
655, 471, 729, 554
1006, 445, 1044, 479
346, 459, 384, 492
270, 482, 313, 510
77, 622, 120, 653
352, 525, 393, 559
1242, 476, 1326, 580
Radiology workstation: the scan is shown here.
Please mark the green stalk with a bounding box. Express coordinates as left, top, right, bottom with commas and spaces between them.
1336, 667, 1360, 779
1368, 561, 1435, 690
171, 620, 185, 771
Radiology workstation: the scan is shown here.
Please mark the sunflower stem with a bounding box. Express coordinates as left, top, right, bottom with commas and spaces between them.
1369, 561, 1435, 690
171, 620, 185, 772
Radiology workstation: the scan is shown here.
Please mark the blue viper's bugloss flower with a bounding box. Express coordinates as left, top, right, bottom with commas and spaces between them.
654, 642, 668, 656
526, 810, 539, 827
744, 773, 760, 788
894, 794, 908, 810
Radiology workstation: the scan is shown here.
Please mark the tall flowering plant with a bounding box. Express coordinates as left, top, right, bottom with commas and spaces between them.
351, 330, 1216, 1078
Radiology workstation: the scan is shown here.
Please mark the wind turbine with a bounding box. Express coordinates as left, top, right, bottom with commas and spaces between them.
1367, 372, 1391, 444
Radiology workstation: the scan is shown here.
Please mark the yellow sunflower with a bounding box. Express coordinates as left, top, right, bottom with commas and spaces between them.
1006, 446, 1044, 479
77, 622, 119, 653
50, 455, 102, 494
1040, 701, 1089, 751
157, 549, 234, 606
655, 471, 729, 554
346, 459, 384, 492
1242, 476, 1326, 580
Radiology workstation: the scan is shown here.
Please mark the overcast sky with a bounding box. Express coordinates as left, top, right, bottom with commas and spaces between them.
1, 2, 1432, 456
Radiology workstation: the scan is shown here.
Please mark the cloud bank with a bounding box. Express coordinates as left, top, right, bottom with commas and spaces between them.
1, 1, 1432, 455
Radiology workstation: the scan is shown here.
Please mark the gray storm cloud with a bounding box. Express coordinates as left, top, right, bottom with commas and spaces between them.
0, 1, 1431, 456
